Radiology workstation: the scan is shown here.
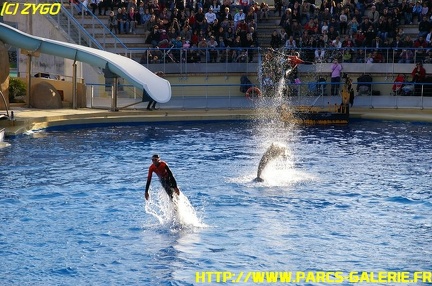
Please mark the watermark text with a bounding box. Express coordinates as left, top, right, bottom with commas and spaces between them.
1, 2, 61, 16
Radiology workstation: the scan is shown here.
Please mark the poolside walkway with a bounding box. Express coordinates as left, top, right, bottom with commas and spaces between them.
2, 107, 432, 136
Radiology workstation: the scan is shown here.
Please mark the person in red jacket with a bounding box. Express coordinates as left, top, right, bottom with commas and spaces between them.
284, 52, 304, 77
411, 62, 426, 83
145, 154, 180, 200
287, 53, 304, 68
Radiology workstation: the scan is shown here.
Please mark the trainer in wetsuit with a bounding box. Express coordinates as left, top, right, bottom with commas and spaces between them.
145, 154, 180, 200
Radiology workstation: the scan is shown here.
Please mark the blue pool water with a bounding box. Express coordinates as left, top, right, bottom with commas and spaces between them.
1, 119, 431, 285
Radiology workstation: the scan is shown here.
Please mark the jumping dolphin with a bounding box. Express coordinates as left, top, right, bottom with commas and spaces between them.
254, 143, 287, 182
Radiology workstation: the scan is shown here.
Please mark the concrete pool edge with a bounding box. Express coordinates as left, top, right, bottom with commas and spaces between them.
2, 107, 432, 136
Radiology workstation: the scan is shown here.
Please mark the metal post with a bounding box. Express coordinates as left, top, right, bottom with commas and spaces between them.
90, 85, 94, 108
421, 85, 424, 109
111, 77, 118, 111
26, 54, 32, 107
72, 61, 77, 109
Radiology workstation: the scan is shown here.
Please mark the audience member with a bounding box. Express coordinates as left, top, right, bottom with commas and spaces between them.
426, 29, 432, 45
315, 48, 325, 62
418, 16, 431, 38
141, 8, 152, 25
339, 10, 348, 35
127, 7, 139, 34
207, 36, 219, 62
234, 9, 246, 29
117, 7, 129, 34
285, 35, 296, 49
220, 7, 233, 21
195, 7, 206, 31
411, 62, 426, 82
243, 32, 256, 62
259, 3, 269, 22
205, 7, 218, 24
145, 25, 161, 47
399, 0, 412, 24
412, 1, 422, 23
342, 49, 352, 62
398, 49, 414, 63
372, 50, 384, 63
375, 16, 389, 41
415, 47, 426, 63
413, 36, 428, 48
210, 0, 221, 15
367, 5, 379, 24
330, 58, 343, 96
108, 10, 118, 34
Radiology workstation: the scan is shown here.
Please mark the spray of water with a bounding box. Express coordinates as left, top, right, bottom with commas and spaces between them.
255, 152, 316, 187
24, 129, 49, 138
246, 49, 319, 186
0, 142, 11, 148
253, 49, 301, 131
145, 188, 207, 230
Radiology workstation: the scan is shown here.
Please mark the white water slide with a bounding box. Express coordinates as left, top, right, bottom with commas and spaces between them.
0, 22, 171, 103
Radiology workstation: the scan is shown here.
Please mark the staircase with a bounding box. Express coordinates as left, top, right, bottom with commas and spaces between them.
256, 11, 283, 48
51, 4, 128, 52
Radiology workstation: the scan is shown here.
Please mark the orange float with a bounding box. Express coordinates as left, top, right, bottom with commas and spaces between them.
245, 87, 262, 99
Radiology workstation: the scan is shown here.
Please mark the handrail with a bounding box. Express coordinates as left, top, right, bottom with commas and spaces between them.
119, 46, 432, 68
53, 5, 104, 50
63, 3, 128, 52
86, 80, 432, 111
50, 1, 127, 53
0, 90, 10, 118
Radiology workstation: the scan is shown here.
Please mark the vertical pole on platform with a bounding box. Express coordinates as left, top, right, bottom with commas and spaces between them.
111, 77, 118, 111
72, 61, 77, 109
26, 54, 32, 108
90, 85, 94, 108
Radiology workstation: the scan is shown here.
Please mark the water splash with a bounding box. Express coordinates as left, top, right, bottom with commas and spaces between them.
248, 49, 321, 186
256, 157, 316, 187
24, 129, 48, 138
0, 142, 11, 148
145, 188, 207, 230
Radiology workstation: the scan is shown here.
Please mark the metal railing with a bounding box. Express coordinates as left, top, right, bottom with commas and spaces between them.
0, 90, 10, 118
50, 0, 127, 53
110, 46, 432, 67
86, 81, 432, 111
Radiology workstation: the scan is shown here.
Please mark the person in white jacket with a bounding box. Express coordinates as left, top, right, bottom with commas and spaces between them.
205, 7, 217, 24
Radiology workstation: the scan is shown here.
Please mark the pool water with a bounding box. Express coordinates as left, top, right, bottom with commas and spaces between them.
1, 119, 431, 285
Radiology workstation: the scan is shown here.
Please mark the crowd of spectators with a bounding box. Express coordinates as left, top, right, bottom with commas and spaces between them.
271, 0, 432, 64
72, 0, 266, 63
71, 0, 432, 65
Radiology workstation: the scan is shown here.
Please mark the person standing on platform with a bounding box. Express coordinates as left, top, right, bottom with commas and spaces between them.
330, 59, 343, 96
411, 62, 427, 96
412, 62, 426, 83
146, 71, 165, 111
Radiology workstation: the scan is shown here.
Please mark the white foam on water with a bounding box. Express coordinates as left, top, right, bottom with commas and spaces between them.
257, 158, 316, 186
0, 142, 11, 148
24, 130, 48, 138
232, 144, 316, 188
145, 188, 207, 230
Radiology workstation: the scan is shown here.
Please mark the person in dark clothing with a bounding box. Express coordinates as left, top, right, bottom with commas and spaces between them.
146, 71, 165, 110
270, 30, 282, 49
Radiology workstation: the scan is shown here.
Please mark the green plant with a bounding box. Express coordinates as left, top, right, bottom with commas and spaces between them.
8, 78, 26, 102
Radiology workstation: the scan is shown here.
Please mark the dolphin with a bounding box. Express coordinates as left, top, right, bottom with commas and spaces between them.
254, 143, 287, 182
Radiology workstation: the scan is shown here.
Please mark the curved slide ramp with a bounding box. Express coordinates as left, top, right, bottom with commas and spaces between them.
0, 23, 171, 103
